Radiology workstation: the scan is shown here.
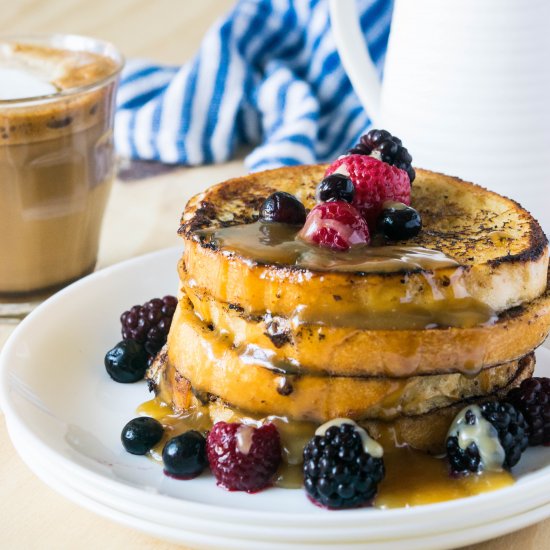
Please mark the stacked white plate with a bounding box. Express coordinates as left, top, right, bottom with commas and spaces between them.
1, 248, 550, 549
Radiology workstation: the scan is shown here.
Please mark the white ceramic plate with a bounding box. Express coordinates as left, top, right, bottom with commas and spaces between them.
1, 247, 550, 548
9, 427, 550, 550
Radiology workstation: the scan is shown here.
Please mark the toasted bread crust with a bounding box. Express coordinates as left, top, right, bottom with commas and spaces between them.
180, 166, 549, 319
363, 353, 535, 454
184, 275, 550, 377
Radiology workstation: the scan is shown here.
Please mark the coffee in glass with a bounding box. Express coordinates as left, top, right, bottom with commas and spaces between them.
0, 35, 123, 316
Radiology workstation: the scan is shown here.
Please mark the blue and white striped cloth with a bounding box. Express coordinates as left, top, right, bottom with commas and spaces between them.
115, 0, 393, 172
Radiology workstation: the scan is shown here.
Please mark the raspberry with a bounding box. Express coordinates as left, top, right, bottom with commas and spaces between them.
349, 129, 415, 183
507, 377, 550, 446
446, 402, 529, 475
325, 155, 410, 228
298, 201, 370, 251
303, 421, 385, 509
206, 422, 282, 492
120, 296, 177, 358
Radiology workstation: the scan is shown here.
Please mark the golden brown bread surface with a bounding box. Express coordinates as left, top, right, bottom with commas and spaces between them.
180, 166, 548, 322
185, 276, 550, 377
148, 343, 534, 454
363, 354, 535, 454
156, 293, 534, 422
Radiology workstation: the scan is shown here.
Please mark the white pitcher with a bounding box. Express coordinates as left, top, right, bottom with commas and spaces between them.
329, 0, 550, 233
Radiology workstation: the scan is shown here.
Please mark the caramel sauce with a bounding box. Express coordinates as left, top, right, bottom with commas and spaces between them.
186, 281, 495, 377
290, 297, 495, 331
137, 399, 211, 462
376, 448, 513, 508
193, 222, 496, 330
137, 397, 514, 500
196, 222, 459, 273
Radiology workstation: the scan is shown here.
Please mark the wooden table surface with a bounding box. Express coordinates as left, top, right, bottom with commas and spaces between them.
0, 1, 548, 548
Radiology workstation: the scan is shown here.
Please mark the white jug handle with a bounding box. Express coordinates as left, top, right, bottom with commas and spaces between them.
329, 0, 382, 125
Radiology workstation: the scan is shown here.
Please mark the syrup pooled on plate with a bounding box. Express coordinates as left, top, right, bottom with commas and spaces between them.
376, 447, 513, 508
137, 397, 514, 502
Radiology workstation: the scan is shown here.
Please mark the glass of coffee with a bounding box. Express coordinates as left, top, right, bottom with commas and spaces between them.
0, 35, 123, 317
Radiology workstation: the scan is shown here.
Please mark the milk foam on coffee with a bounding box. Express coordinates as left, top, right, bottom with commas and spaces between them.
0, 42, 59, 99
0, 41, 118, 95
0, 67, 57, 100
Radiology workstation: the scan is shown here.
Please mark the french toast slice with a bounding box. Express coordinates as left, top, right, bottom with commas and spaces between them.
148, 343, 534, 454
180, 167, 548, 327
159, 293, 534, 422
362, 354, 535, 454
185, 276, 550, 377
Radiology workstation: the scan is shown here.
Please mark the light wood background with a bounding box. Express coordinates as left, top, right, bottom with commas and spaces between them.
0, 1, 548, 549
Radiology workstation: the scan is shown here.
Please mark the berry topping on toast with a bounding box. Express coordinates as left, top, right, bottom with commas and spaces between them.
325, 155, 410, 228
316, 174, 355, 203
377, 201, 422, 241
259, 191, 307, 225
349, 128, 415, 183
298, 201, 370, 251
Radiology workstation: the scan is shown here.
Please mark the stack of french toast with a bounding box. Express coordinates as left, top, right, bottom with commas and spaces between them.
149, 161, 550, 454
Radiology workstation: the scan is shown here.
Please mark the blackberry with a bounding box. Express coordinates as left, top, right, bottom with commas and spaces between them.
303, 422, 384, 509
446, 402, 529, 475
349, 129, 415, 183
120, 295, 177, 358
259, 192, 307, 225
377, 202, 422, 240
507, 377, 550, 446
316, 174, 355, 203
447, 436, 481, 474
482, 402, 529, 468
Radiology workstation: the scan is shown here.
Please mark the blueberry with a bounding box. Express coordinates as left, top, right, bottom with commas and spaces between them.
316, 174, 355, 203
377, 203, 422, 240
104, 339, 148, 383
121, 417, 164, 455
259, 192, 306, 225
162, 431, 208, 479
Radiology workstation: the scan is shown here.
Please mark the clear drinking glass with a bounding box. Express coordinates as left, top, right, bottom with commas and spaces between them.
0, 34, 123, 317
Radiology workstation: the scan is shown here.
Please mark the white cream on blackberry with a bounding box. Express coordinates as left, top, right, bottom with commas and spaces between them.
447, 405, 505, 471
315, 418, 383, 458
